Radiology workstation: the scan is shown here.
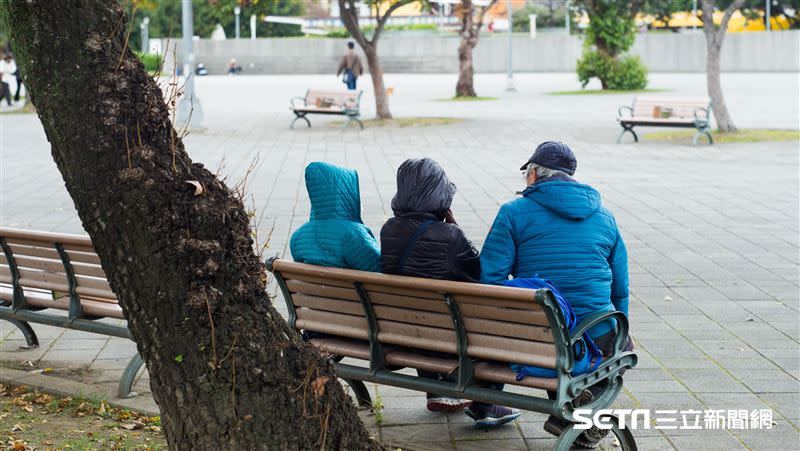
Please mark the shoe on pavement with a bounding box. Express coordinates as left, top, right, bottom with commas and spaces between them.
426, 396, 472, 412
464, 403, 521, 429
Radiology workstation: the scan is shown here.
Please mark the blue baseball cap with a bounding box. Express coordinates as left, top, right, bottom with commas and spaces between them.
520, 141, 577, 175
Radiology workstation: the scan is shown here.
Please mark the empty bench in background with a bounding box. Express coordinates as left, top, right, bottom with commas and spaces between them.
617, 96, 713, 145
290, 89, 364, 130
267, 258, 638, 451
0, 228, 144, 398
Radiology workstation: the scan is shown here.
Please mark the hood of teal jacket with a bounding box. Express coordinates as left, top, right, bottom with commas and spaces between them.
306, 162, 362, 222
522, 180, 601, 220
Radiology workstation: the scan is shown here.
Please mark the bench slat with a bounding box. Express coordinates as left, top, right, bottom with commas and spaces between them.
285, 279, 359, 299
296, 308, 557, 368
273, 260, 538, 303
284, 277, 549, 327
1, 228, 94, 247
5, 243, 102, 265
309, 337, 558, 391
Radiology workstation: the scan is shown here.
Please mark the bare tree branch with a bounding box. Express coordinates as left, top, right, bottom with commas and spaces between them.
338, 0, 370, 49
373, 0, 415, 44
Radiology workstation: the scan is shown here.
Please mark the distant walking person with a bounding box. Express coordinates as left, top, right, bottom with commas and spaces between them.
337, 42, 363, 90
0, 53, 14, 106
2, 54, 21, 102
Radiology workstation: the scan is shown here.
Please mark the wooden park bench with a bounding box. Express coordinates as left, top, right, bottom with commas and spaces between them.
617, 96, 713, 145
267, 258, 638, 450
0, 228, 144, 398
290, 89, 364, 130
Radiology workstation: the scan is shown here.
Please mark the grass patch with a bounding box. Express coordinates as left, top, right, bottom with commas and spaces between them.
547, 88, 668, 96
332, 117, 462, 128
644, 129, 800, 144
435, 96, 498, 102
1, 384, 166, 450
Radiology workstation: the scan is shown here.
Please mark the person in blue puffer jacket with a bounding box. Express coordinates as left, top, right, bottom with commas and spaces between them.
480, 141, 632, 448
290, 162, 380, 272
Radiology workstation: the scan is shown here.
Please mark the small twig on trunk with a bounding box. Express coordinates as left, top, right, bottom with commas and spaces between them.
124, 125, 132, 169
204, 293, 218, 367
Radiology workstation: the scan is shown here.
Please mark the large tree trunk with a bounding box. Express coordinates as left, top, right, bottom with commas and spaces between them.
705, 39, 736, 131
0, 2, 377, 449
456, 37, 477, 97
702, 0, 743, 132
363, 44, 392, 119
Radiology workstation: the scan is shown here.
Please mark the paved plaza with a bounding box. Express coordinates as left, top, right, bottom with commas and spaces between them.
1, 72, 798, 450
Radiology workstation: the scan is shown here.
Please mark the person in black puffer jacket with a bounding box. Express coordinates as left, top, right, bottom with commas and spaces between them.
381, 158, 479, 282
381, 159, 519, 429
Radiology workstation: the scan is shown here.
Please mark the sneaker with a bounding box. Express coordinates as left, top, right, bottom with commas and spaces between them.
426, 396, 472, 412
464, 403, 521, 429
543, 415, 567, 437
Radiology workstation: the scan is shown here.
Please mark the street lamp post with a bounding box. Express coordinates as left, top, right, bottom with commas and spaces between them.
765, 0, 771, 32
250, 14, 257, 39
177, 0, 203, 129
505, 0, 515, 92
692, 0, 697, 31
140, 17, 150, 53
235, 6, 242, 39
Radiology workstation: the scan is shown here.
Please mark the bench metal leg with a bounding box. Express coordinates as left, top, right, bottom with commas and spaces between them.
554, 414, 637, 451
692, 128, 713, 146
342, 115, 364, 131
117, 352, 145, 399
617, 125, 638, 144
290, 114, 311, 129
343, 378, 372, 408
3, 319, 39, 349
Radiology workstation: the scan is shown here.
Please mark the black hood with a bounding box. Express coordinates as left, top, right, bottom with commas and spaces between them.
391, 158, 456, 218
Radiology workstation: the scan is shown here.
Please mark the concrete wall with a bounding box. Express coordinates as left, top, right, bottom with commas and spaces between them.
163, 30, 799, 75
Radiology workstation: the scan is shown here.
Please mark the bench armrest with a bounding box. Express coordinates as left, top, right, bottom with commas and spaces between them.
693, 106, 710, 123
618, 105, 633, 118
569, 310, 629, 354
290, 96, 307, 110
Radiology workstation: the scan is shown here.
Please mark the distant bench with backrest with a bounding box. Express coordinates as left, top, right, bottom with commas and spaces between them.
0, 228, 144, 398
617, 96, 713, 145
267, 258, 638, 450
290, 89, 364, 130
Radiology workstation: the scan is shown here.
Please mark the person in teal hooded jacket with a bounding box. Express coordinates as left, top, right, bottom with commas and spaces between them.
290, 162, 381, 272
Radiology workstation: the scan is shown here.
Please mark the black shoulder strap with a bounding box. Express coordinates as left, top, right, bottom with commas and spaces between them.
397, 219, 435, 273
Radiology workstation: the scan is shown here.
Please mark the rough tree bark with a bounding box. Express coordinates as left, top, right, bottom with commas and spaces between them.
0, 2, 378, 449
339, 0, 413, 119
701, 0, 744, 132
455, 0, 497, 98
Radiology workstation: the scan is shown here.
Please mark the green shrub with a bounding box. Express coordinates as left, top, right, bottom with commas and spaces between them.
134, 51, 161, 72
577, 50, 647, 90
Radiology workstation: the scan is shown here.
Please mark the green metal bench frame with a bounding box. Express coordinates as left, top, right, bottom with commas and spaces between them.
290, 89, 364, 130
617, 99, 713, 145
0, 233, 145, 399
267, 257, 638, 450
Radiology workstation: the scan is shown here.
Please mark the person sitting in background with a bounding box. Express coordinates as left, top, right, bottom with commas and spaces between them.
381, 158, 520, 428
290, 162, 380, 272
227, 58, 242, 75
480, 141, 632, 448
